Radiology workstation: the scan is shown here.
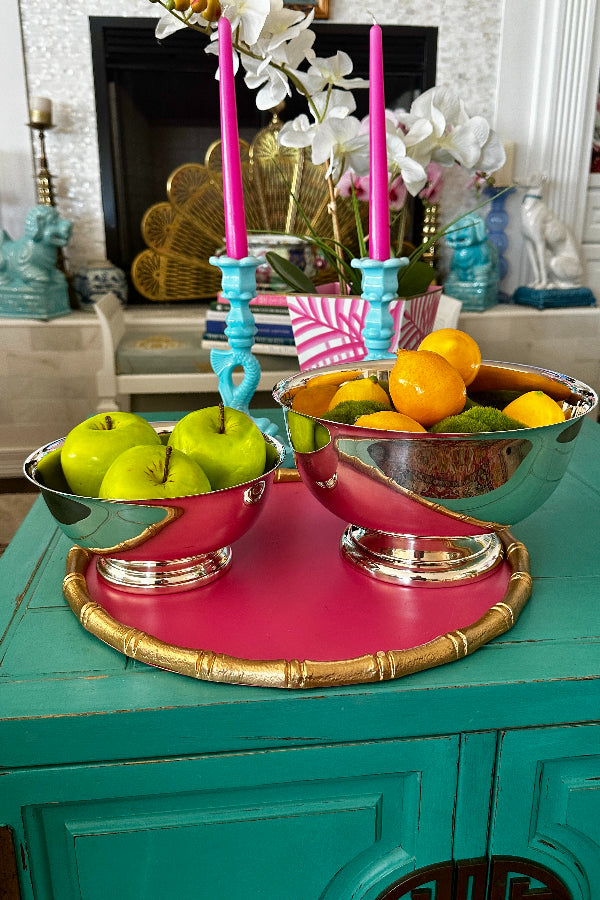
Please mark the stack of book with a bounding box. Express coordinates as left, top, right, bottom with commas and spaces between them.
202, 294, 298, 357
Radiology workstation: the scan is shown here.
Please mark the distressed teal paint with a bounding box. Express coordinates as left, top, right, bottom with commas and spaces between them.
491, 724, 600, 899
453, 731, 498, 861
1, 415, 599, 898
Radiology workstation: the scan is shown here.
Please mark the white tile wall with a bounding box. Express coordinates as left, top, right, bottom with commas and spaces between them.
18, 0, 504, 273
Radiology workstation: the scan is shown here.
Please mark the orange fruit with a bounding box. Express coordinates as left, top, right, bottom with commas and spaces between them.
418, 328, 482, 386
502, 391, 565, 428
327, 377, 392, 410
304, 369, 363, 388
388, 349, 467, 428
291, 383, 339, 417
354, 410, 427, 432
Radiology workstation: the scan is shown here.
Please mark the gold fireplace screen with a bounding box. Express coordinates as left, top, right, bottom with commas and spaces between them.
131, 115, 367, 301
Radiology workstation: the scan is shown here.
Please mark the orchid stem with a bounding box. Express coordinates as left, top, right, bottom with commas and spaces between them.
327, 175, 347, 293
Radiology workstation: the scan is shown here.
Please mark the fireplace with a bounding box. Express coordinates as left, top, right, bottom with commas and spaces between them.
90, 18, 437, 303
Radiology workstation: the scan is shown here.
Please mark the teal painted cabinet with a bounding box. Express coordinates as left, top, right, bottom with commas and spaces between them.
490, 724, 600, 897
3, 737, 459, 900
2, 419, 600, 898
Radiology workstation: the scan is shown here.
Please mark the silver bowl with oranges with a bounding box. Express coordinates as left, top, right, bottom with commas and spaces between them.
273, 330, 597, 586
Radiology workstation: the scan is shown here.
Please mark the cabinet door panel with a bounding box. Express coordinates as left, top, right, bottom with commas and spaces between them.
490, 723, 600, 898
8, 736, 458, 900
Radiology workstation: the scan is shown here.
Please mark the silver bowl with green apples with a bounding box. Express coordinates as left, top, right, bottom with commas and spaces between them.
24, 408, 286, 593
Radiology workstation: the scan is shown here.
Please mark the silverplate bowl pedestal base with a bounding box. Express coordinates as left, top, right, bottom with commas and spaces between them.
341, 527, 504, 586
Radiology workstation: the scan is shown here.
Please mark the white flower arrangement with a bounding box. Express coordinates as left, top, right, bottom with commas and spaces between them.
151, 0, 506, 293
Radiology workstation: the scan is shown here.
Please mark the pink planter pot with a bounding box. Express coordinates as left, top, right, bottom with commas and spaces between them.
286, 285, 443, 371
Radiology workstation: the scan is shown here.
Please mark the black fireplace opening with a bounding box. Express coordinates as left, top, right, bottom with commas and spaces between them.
90, 17, 438, 304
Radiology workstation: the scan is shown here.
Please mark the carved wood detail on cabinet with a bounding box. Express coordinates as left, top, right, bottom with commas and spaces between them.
0, 827, 22, 900
489, 857, 571, 899
375, 857, 571, 900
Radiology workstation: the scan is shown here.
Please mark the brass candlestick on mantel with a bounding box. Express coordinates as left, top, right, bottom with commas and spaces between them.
29, 97, 56, 206
28, 97, 77, 307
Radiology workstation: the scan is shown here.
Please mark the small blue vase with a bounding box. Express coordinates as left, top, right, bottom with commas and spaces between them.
74, 260, 128, 308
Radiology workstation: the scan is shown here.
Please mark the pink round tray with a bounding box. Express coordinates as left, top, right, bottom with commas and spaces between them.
63, 480, 532, 689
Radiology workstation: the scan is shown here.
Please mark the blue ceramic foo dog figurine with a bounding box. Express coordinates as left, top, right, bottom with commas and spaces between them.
444, 213, 499, 311
0, 205, 73, 319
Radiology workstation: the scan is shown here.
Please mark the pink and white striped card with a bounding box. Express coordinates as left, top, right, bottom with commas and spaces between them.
287, 287, 442, 371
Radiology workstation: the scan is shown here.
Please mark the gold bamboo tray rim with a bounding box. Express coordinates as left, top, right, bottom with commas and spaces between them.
62, 517, 532, 691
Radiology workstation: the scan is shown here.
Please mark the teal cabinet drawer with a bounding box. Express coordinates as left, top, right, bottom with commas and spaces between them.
490, 723, 600, 898
7, 736, 458, 900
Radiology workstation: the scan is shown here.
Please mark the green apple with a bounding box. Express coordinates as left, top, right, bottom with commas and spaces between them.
287, 411, 331, 453
61, 411, 161, 497
35, 446, 72, 493
99, 444, 211, 500
168, 404, 267, 490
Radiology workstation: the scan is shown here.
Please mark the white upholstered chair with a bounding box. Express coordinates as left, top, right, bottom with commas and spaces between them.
93, 292, 295, 413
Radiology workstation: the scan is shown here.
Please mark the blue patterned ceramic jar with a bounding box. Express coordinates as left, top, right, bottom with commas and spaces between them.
74, 260, 128, 308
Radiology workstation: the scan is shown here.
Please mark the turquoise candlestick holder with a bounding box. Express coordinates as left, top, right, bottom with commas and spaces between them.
351, 257, 409, 359
209, 254, 280, 438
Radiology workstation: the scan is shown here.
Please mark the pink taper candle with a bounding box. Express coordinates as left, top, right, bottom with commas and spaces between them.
218, 16, 248, 259
368, 23, 390, 260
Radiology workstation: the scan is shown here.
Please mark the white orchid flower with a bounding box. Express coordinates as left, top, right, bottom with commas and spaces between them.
260, 0, 314, 53
243, 54, 291, 108
205, 31, 242, 75
355, 113, 428, 195
278, 114, 317, 149
312, 88, 356, 121
311, 116, 369, 181
473, 127, 506, 174
396, 85, 506, 175
273, 24, 316, 67
222, 0, 272, 46
299, 51, 369, 95
399, 86, 468, 135
278, 89, 356, 157
155, 12, 201, 40
242, 29, 316, 109
387, 133, 428, 196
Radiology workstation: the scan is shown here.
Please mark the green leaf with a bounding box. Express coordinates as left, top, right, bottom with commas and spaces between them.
265, 251, 317, 293
396, 260, 436, 296
349, 184, 367, 258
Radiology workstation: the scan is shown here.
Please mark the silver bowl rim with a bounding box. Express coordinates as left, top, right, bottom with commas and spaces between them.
272, 358, 598, 436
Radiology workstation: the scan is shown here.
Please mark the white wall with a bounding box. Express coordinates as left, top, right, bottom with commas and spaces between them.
0, 3, 36, 238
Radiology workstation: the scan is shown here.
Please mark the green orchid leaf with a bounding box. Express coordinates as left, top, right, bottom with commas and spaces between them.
265, 251, 317, 293
396, 259, 436, 296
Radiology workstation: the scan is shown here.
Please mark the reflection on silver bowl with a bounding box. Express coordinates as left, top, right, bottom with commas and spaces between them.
273, 360, 597, 586
24, 422, 286, 594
